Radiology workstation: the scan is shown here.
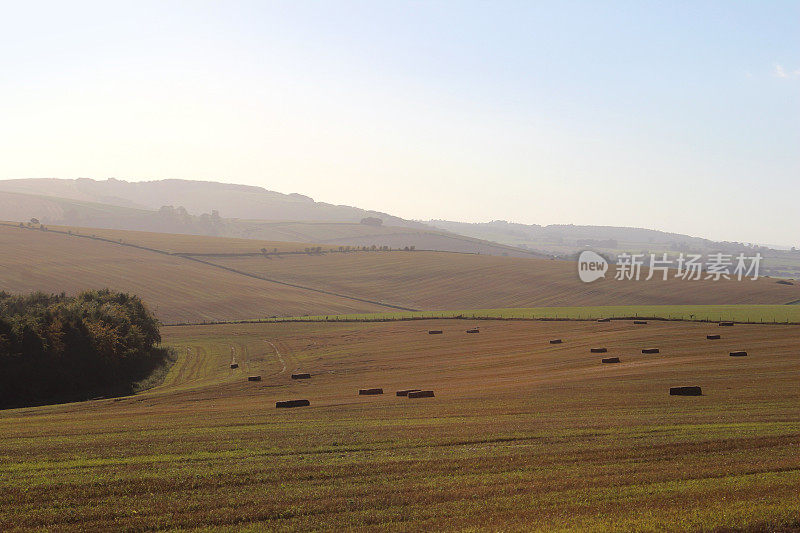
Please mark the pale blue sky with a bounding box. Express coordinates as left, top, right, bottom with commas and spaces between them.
1, 1, 798, 245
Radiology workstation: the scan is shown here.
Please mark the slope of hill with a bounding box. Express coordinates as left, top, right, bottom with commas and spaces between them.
3, 224, 797, 326
207, 251, 800, 311
0, 224, 390, 322
0, 177, 416, 225
430, 219, 800, 278
0, 191, 541, 257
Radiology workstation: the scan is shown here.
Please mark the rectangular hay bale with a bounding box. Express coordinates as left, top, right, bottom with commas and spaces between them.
276, 399, 310, 408
407, 390, 435, 398
590, 347, 608, 353
601, 357, 620, 363
247, 375, 261, 382
291, 373, 311, 379
670, 386, 702, 396
359, 388, 383, 395
396, 389, 421, 396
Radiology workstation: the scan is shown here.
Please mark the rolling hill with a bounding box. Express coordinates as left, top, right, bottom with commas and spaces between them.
207, 251, 800, 310
2, 223, 798, 325
0, 177, 416, 225
0, 224, 392, 322
0, 190, 540, 257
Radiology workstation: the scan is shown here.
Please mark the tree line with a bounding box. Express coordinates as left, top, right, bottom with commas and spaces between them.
0, 289, 173, 409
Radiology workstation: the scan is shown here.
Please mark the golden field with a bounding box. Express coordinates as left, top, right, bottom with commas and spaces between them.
2, 224, 798, 326
1, 319, 799, 531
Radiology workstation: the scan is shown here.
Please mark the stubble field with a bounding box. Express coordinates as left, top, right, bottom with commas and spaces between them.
2, 319, 799, 531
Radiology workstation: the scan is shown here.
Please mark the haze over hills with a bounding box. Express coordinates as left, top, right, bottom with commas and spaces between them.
0, 177, 420, 225
0, 180, 542, 257
1, 178, 798, 278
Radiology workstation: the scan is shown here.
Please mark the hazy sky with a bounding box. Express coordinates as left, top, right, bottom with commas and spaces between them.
1, 1, 798, 246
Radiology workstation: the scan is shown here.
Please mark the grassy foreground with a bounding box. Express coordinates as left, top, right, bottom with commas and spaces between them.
263, 304, 800, 324
2, 319, 799, 531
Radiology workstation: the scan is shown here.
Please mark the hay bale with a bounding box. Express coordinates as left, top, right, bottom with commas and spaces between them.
408, 390, 435, 398
597, 318, 611, 323
359, 388, 383, 395
719, 322, 734, 327
428, 330, 443, 335
396, 389, 421, 396
590, 347, 608, 353
641, 348, 660, 354
707, 334, 721, 340
466, 329, 480, 333
601, 357, 620, 363
549, 339, 563, 344
729, 351, 748, 357
247, 375, 261, 382
291, 373, 311, 379
633, 320, 648, 325
276, 399, 310, 408
776, 279, 794, 286
230, 363, 238, 369
670, 386, 702, 396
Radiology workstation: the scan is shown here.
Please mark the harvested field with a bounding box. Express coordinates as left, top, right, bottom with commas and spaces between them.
208, 251, 800, 311
2, 320, 800, 531
0, 224, 386, 322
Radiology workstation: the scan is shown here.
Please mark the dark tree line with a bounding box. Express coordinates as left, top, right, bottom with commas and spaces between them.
0, 289, 172, 409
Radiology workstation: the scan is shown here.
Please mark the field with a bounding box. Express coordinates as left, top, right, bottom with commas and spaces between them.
0, 224, 389, 322
205, 252, 800, 310
272, 304, 800, 324
2, 319, 799, 531
4, 223, 799, 326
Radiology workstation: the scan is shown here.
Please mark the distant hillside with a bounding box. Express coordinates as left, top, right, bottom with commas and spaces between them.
0, 177, 418, 226
429, 220, 800, 279
0, 188, 541, 258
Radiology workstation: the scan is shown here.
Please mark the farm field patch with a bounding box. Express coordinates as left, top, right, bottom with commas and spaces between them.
2, 320, 799, 531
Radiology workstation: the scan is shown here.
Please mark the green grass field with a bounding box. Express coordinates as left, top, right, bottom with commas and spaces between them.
263, 304, 800, 324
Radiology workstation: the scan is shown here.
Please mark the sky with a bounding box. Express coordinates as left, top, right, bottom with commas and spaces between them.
1, 1, 798, 246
